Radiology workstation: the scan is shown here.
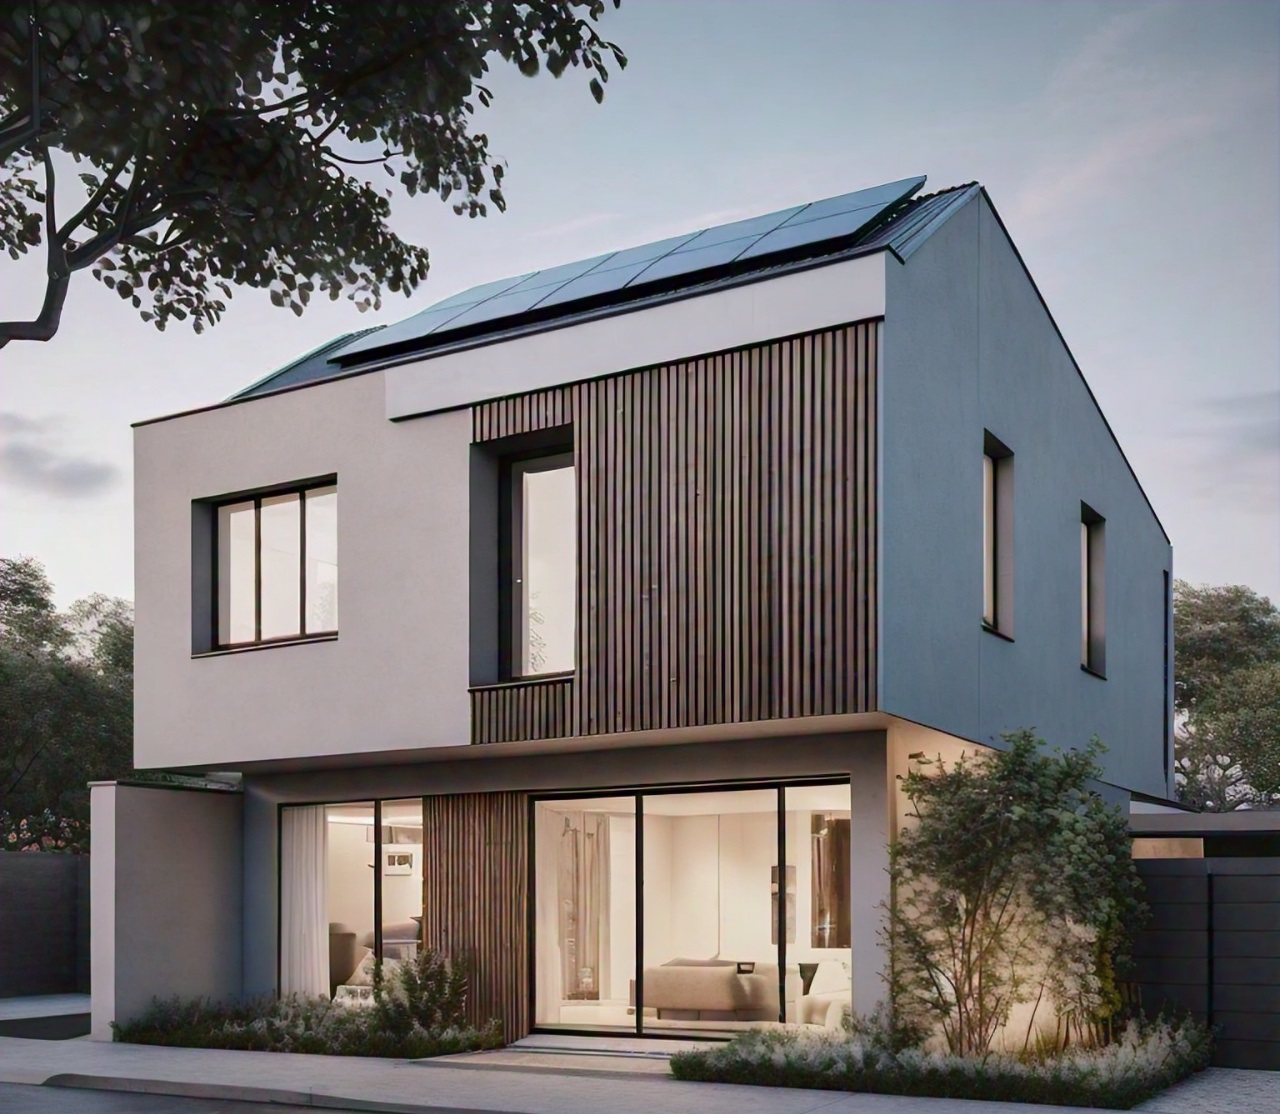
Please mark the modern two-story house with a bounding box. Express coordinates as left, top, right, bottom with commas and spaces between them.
91, 175, 1175, 1043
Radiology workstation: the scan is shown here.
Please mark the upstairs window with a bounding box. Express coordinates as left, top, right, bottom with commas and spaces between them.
1081, 503, 1105, 676
982, 432, 1014, 637
215, 482, 338, 647
507, 453, 575, 676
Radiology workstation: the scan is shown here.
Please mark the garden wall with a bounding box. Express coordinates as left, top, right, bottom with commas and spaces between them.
1134, 857, 1279, 1069
0, 851, 89, 997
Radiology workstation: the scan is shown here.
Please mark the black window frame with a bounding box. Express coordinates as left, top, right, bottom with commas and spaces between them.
499, 446, 576, 681
982, 431, 1014, 639
210, 476, 338, 650
1081, 501, 1106, 678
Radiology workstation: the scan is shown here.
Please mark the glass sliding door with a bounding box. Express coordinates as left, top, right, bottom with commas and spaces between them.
321, 802, 376, 1002
533, 795, 637, 1029
641, 788, 794, 1032
785, 783, 853, 1028
379, 799, 424, 966
530, 778, 853, 1035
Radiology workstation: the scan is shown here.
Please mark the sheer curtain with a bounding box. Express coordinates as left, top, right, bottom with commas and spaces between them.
280, 805, 329, 997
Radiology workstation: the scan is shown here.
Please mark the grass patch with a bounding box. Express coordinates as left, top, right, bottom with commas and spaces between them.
669, 1015, 1211, 1110
113, 950, 503, 1058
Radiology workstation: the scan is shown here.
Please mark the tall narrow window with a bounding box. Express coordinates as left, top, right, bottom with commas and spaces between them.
982, 432, 1014, 636
509, 454, 575, 676
1081, 503, 1105, 676
213, 481, 338, 647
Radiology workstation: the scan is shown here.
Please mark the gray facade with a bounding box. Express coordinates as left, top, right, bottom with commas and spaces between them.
881, 191, 1172, 797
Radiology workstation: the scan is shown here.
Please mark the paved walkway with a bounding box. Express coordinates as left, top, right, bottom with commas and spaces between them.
0, 1034, 1273, 1114
0, 995, 90, 1021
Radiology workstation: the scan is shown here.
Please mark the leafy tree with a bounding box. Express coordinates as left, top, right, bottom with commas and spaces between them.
887, 731, 1144, 1057
0, 555, 133, 850
0, 1, 626, 346
1173, 581, 1280, 809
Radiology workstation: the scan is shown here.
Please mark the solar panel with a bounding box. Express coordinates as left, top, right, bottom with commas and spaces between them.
422, 274, 534, 312
736, 203, 891, 261
499, 253, 617, 296
439, 284, 562, 331
674, 206, 803, 250
334, 304, 474, 358
531, 261, 656, 309
335, 176, 927, 362
626, 235, 761, 287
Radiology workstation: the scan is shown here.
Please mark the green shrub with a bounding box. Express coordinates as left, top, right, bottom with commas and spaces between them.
669, 1014, 1211, 1110
113, 949, 502, 1058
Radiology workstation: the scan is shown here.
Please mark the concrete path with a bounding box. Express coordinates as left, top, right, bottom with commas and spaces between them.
0, 1034, 1274, 1114
0, 994, 90, 1020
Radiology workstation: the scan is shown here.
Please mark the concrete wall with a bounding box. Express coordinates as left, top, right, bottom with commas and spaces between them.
881, 192, 1172, 797
90, 784, 243, 1037
0, 852, 88, 997
133, 371, 472, 769
240, 732, 891, 1018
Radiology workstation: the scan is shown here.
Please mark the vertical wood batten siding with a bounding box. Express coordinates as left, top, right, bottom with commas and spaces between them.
469, 677, 572, 745
471, 321, 879, 743
420, 792, 528, 1040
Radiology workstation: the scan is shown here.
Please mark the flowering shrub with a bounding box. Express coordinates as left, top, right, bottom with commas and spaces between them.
1, 812, 87, 853
112, 950, 502, 1058
669, 1014, 1211, 1109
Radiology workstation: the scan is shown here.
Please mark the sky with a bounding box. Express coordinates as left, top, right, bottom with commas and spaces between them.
1, 0, 1277, 607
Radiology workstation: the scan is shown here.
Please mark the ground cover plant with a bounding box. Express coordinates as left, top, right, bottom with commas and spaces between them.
113, 949, 502, 1057
669, 1012, 1211, 1110
670, 732, 1213, 1108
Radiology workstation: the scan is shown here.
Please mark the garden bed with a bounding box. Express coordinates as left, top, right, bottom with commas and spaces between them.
669, 1016, 1211, 1110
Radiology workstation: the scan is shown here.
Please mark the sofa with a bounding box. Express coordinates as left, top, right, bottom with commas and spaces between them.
635, 958, 802, 1022
799, 959, 852, 1027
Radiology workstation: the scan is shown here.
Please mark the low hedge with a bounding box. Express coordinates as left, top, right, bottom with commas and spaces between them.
669, 1015, 1211, 1110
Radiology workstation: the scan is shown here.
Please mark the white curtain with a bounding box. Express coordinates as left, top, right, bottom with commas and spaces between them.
280, 805, 329, 997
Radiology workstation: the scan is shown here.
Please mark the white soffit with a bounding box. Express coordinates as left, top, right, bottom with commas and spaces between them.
384, 252, 887, 421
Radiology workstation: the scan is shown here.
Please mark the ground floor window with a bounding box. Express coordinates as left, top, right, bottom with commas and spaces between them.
280, 798, 423, 1003
533, 780, 853, 1034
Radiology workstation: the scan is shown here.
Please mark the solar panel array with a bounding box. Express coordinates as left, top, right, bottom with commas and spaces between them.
334, 175, 926, 362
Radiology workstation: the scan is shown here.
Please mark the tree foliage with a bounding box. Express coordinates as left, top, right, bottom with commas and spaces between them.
887, 731, 1145, 1058
1173, 581, 1280, 810
0, 555, 133, 850
0, 1, 626, 345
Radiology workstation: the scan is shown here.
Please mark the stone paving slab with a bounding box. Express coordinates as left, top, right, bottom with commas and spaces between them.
0, 1035, 1275, 1114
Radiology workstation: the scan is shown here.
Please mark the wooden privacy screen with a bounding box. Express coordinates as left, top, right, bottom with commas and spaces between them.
472, 320, 879, 741
420, 792, 528, 1040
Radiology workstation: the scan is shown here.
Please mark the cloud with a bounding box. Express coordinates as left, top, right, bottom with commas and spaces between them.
0, 412, 120, 498
1176, 390, 1279, 511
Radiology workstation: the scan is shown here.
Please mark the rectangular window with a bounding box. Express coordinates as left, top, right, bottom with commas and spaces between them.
1081, 503, 1105, 676
214, 481, 337, 647
982, 432, 1014, 636
508, 453, 575, 676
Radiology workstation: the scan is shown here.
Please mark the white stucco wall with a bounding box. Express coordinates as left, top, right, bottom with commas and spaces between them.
133, 371, 472, 769
90, 784, 243, 1037
880, 192, 1173, 797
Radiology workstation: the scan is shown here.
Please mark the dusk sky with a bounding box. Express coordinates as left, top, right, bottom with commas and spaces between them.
2, 0, 1277, 607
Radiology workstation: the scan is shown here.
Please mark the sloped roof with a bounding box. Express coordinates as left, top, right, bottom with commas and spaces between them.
232, 175, 978, 401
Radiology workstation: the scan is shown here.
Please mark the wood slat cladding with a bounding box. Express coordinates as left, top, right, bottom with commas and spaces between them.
472, 321, 879, 739
420, 792, 528, 1040
470, 677, 572, 745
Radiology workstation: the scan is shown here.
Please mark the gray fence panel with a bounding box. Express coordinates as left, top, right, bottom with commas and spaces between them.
0, 853, 88, 998
1134, 857, 1279, 1070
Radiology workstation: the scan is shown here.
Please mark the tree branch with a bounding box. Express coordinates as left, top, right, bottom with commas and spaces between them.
0, 146, 69, 348
57, 154, 130, 242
